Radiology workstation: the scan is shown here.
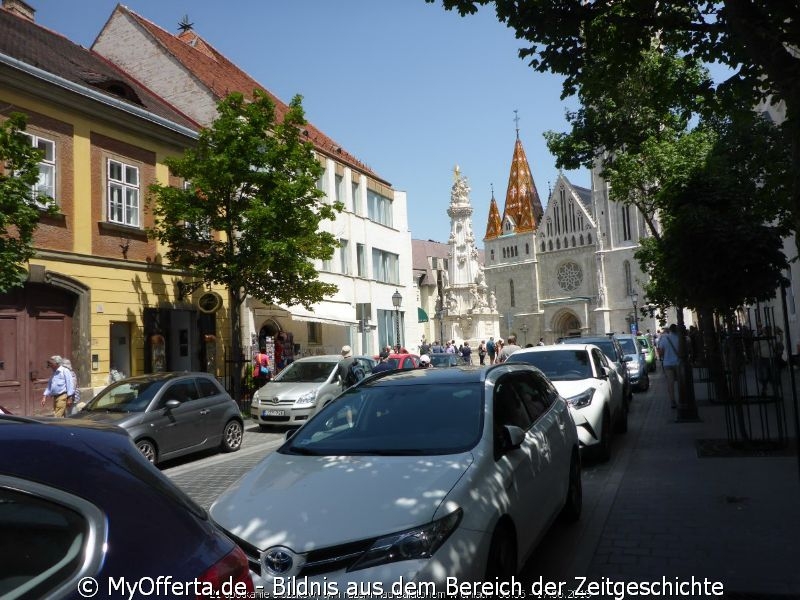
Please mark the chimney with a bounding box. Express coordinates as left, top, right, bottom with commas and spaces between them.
2, 0, 35, 21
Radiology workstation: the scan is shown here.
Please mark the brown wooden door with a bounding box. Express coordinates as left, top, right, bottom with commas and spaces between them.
0, 284, 73, 416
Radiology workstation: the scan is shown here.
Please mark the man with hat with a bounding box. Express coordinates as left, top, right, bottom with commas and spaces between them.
418, 354, 431, 369
372, 350, 393, 373
337, 345, 355, 391
41, 355, 75, 417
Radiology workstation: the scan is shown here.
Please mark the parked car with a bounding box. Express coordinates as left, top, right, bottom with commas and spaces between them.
385, 352, 420, 370
429, 353, 468, 368
506, 344, 627, 461
559, 335, 633, 406
616, 334, 650, 392
0, 415, 253, 599
251, 355, 376, 429
211, 364, 581, 587
70, 372, 243, 466
637, 334, 657, 372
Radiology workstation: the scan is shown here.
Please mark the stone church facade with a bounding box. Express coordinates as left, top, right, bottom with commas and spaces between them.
483, 132, 658, 344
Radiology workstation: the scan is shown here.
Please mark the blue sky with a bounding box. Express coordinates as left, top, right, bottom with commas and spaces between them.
36, 1, 585, 246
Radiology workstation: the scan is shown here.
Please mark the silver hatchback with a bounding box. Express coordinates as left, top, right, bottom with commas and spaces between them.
251, 355, 376, 429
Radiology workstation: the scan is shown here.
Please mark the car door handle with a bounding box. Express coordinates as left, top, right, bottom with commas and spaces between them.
200, 409, 210, 415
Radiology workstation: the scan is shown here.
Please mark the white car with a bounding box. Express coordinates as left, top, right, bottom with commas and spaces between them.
506, 344, 627, 461
211, 365, 581, 590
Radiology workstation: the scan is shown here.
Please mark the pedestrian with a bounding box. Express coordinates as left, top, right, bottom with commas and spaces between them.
493, 339, 504, 363
372, 350, 393, 373
460, 341, 472, 365
478, 341, 487, 365
41, 355, 75, 417
657, 324, 682, 408
417, 354, 431, 369
337, 345, 355, 391
61, 358, 81, 415
487, 337, 496, 363
252, 346, 271, 388
420, 339, 431, 356
445, 341, 456, 354
537, 337, 545, 346
498, 335, 522, 363
431, 340, 443, 353
756, 326, 777, 397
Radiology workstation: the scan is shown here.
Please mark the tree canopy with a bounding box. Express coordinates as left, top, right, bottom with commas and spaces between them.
148, 90, 341, 398
0, 113, 55, 292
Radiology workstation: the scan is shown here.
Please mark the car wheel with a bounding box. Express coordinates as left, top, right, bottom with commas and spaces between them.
136, 439, 158, 464
560, 449, 582, 523
221, 419, 243, 452
596, 411, 612, 462
485, 523, 517, 579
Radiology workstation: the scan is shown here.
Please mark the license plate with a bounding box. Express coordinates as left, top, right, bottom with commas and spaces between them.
263, 409, 285, 417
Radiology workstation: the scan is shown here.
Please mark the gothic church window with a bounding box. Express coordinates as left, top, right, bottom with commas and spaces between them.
548, 240, 553, 251
503, 248, 507, 258
491, 249, 495, 260
621, 205, 632, 241
588, 233, 592, 244
571, 236, 576, 247
510, 279, 516, 307
624, 260, 633, 295
557, 262, 583, 293
556, 239, 561, 250
541, 242, 545, 252
580, 234, 584, 245
526, 243, 530, 254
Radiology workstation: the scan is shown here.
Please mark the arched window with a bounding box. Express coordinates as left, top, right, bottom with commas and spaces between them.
556, 238, 561, 250
587, 233, 593, 244
514, 246, 518, 257
624, 260, 633, 295
571, 236, 576, 247
502, 248, 507, 258
548, 240, 553, 251
490, 249, 495, 260
540, 241, 545, 252
510, 279, 516, 307
526, 243, 530, 254
580, 234, 584, 245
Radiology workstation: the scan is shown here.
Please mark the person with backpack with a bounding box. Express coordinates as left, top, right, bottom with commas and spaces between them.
337, 345, 366, 390
486, 337, 496, 364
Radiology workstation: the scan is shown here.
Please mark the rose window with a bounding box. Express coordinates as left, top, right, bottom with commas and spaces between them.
557, 262, 582, 292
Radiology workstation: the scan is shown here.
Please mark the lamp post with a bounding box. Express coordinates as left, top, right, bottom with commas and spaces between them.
630, 292, 639, 335
392, 289, 402, 349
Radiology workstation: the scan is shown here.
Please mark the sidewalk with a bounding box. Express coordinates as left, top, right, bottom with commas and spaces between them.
581, 369, 800, 597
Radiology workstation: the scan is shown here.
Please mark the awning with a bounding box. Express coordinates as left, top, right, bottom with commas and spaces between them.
418, 307, 429, 323
291, 313, 358, 327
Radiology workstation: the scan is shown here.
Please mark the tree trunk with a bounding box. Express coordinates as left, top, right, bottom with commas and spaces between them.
676, 307, 699, 421
229, 288, 244, 406
724, 313, 750, 441
699, 306, 729, 405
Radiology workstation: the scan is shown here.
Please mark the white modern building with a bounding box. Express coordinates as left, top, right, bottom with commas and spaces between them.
92, 5, 415, 363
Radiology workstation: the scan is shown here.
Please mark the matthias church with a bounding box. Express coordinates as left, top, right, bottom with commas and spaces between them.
483, 129, 656, 343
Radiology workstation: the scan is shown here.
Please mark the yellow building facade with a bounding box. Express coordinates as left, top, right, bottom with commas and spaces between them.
0, 7, 230, 415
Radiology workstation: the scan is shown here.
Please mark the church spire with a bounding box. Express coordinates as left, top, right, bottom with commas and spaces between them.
500, 124, 544, 234
484, 185, 502, 240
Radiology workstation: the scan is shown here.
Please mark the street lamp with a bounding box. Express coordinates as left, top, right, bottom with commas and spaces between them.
630, 291, 639, 335
392, 289, 402, 349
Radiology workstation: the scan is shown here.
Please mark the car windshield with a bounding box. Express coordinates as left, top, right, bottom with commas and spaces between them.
565, 338, 617, 362
84, 379, 168, 413
273, 361, 335, 383
386, 358, 402, 369
281, 382, 484, 456
508, 350, 592, 381
638, 337, 651, 349
617, 338, 638, 356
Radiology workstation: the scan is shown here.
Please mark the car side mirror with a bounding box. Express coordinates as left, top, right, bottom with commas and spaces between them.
599, 367, 610, 380
165, 399, 181, 410
285, 426, 300, 441
498, 424, 526, 453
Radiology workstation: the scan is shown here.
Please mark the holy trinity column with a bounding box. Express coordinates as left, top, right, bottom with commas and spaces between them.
441, 166, 500, 348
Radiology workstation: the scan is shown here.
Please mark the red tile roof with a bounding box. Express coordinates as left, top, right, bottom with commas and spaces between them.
0, 7, 198, 131
501, 136, 544, 234
118, 6, 389, 185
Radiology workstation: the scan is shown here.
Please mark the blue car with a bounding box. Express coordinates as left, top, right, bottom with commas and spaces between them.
0, 416, 253, 599
616, 334, 650, 392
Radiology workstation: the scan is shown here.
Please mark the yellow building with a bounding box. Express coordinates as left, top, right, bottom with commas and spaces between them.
0, 3, 229, 415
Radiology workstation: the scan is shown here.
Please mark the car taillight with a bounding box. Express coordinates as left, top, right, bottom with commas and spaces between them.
197, 545, 254, 599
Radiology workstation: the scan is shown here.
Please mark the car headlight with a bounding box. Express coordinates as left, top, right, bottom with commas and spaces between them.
294, 391, 316, 407
251, 389, 260, 405
348, 509, 462, 572
566, 388, 596, 409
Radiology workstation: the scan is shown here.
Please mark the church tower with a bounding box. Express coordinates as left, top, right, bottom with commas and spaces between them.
441, 166, 500, 347
483, 117, 545, 346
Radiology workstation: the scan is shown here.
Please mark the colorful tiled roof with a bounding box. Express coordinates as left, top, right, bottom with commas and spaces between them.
484, 193, 502, 240
0, 7, 198, 130
118, 6, 389, 185
501, 136, 544, 234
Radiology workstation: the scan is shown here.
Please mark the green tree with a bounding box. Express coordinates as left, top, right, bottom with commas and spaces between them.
430, 0, 800, 247
0, 113, 56, 292
148, 91, 341, 401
